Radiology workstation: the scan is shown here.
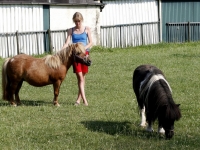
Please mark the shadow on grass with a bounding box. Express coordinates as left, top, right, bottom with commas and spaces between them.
0, 99, 51, 106
0, 101, 11, 106
20, 100, 51, 106
81, 120, 163, 139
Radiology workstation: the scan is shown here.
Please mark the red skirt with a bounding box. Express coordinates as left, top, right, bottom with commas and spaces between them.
73, 51, 89, 73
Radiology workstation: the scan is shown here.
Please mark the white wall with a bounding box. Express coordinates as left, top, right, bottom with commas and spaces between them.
50, 6, 101, 46
0, 5, 43, 33
101, 0, 159, 26
100, 0, 159, 48
0, 4, 44, 57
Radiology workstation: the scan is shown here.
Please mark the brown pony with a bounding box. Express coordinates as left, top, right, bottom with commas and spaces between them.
2, 43, 91, 106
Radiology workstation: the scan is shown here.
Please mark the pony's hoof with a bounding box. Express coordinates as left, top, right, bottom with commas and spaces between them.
158, 128, 165, 134
140, 124, 147, 127
146, 127, 154, 132
10, 103, 17, 107
140, 122, 147, 127
54, 103, 60, 107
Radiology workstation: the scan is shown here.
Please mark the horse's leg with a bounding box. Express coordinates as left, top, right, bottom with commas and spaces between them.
136, 95, 147, 127
146, 114, 154, 132
52, 81, 62, 106
140, 106, 147, 127
15, 80, 23, 105
158, 119, 165, 134
9, 83, 19, 106
9, 94, 17, 106
146, 122, 154, 132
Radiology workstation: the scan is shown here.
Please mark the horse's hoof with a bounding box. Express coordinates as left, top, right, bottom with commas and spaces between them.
54, 103, 60, 107
146, 127, 154, 132
10, 103, 17, 107
140, 122, 147, 127
158, 128, 165, 134
140, 124, 146, 127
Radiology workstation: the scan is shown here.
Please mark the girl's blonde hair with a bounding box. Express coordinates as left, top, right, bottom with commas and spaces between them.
72, 12, 84, 22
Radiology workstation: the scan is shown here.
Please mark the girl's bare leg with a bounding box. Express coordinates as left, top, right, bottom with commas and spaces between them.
75, 72, 88, 106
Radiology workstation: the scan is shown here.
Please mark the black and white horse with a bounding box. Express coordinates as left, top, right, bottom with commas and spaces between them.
133, 65, 181, 139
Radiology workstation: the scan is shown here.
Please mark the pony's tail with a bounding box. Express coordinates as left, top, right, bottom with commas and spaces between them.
2, 58, 11, 101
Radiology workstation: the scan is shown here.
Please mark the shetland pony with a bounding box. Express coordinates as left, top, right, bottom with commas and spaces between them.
2, 43, 91, 106
133, 65, 181, 139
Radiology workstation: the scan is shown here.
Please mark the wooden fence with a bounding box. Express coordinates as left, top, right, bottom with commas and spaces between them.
1, 21, 200, 58
0, 29, 68, 58
100, 22, 160, 48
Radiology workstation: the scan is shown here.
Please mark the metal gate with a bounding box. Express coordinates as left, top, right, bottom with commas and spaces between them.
166, 22, 200, 43
162, 1, 200, 42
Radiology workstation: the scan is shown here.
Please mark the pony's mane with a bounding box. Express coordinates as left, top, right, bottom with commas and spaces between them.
152, 80, 181, 121
43, 43, 84, 69
43, 55, 61, 69
165, 99, 182, 121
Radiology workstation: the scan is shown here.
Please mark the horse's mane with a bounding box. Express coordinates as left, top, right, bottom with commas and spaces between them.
43, 55, 61, 69
152, 80, 181, 121
165, 98, 182, 121
43, 43, 85, 69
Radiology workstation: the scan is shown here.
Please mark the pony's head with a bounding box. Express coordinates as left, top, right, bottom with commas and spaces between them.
161, 104, 181, 139
53, 43, 91, 69
71, 43, 91, 66
162, 118, 175, 139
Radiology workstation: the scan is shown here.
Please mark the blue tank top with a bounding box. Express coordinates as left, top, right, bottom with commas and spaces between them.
72, 27, 88, 46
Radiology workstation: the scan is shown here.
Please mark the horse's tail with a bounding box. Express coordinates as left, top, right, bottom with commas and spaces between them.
2, 58, 11, 101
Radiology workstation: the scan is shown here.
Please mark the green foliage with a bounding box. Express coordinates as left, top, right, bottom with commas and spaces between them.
0, 42, 200, 149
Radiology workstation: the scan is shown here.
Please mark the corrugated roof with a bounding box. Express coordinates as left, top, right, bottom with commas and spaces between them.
0, 0, 104, 6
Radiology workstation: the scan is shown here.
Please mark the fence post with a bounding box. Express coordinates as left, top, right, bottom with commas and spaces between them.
48, 29, 53, 54
16, 31, 19, 54
120, 26, 122, 48
6, 33, 10, 57
159, 21, 161, 42
36, 32, 39, 55
63, 29, 67, 43
188, 21, 190, 42
166, 23, 168, 42
141, 24, 143, 45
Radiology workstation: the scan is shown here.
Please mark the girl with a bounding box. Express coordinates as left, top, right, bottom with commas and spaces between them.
62, 12, 93, 106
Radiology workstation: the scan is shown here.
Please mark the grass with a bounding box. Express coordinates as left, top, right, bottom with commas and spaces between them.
0, 42, 200, 149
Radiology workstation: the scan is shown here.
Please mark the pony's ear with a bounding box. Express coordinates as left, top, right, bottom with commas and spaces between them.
75, 43, 78, 47
176, 104, 180, 107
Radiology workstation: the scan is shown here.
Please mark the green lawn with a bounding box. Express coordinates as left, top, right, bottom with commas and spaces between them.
0, 42, 200, 149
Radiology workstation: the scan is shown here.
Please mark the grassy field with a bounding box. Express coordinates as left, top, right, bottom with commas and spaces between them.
0, 42, 200, 149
